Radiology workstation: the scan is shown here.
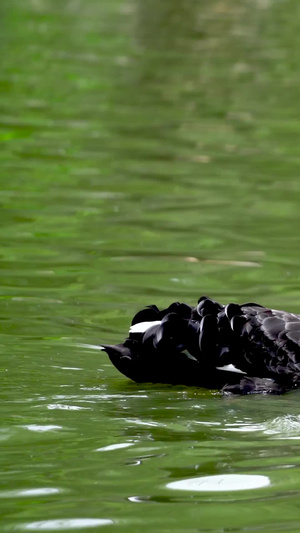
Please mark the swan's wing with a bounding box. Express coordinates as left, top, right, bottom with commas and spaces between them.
231, 304, 300, 377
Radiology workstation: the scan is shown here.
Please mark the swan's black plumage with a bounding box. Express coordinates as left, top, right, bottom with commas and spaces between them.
102, 297, 300, 394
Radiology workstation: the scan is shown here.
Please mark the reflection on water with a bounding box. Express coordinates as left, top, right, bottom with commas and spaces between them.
2, 0, 300, 532
95, 442, 134, 452
21, 519, 113, 531
167, 474, 271, 492
0, 488, 61, 499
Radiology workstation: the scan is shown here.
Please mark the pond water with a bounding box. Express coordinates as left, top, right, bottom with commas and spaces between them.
2, 0, 300, 531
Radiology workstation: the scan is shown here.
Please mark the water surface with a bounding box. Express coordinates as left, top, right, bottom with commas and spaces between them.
2, 0, 300, 531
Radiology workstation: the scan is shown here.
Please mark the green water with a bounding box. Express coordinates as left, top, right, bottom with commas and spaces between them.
2, 0, 300, 531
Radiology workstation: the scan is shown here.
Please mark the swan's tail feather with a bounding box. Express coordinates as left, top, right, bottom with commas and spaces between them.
222, 377, 289, 395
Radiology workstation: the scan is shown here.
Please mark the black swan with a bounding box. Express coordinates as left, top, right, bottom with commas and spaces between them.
101, 297, 300, 394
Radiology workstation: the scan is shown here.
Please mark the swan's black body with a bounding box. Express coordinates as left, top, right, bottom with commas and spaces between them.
102, 297, 300, 394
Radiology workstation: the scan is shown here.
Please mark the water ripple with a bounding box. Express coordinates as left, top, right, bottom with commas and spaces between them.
220, 415, 300, 438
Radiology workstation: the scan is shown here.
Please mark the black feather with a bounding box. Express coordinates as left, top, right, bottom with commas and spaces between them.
101, 297, 300, 395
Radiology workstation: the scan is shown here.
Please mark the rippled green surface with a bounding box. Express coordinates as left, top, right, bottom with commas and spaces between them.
2, 0, 300, 531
